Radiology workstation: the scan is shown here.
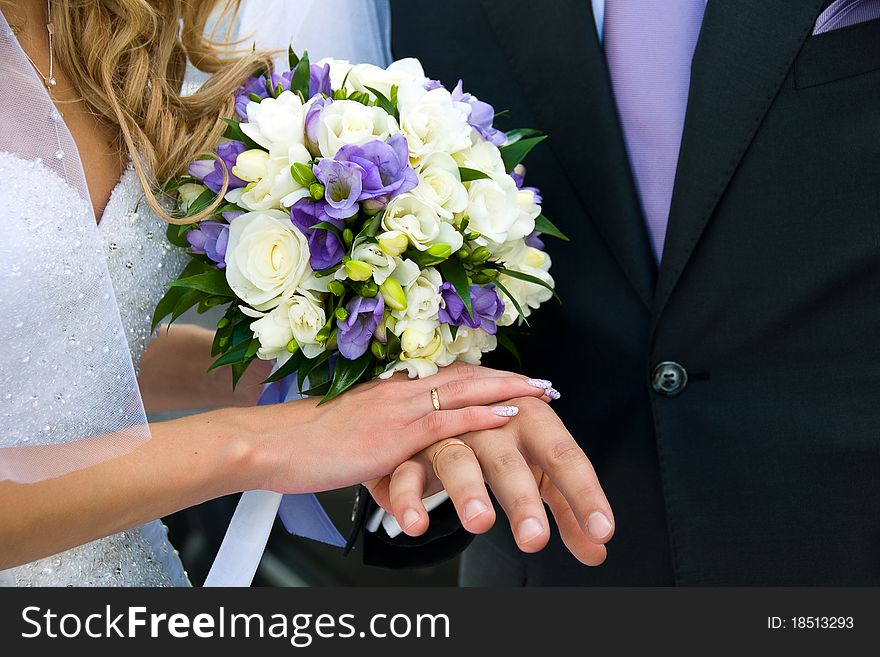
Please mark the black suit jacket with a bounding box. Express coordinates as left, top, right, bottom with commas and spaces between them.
354, 0, 880, 585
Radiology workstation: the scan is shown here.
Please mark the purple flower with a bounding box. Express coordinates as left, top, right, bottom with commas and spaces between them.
452, 80, 507, 147
438, 283, 505, 335
234, 75, 272, 119
310, 63, 332, 98
511, 164, 543, 205
424, 79, 444, 91
304, 96, 331, 156
290, 199, 346, 270
187, 221, 229, 269
188, 141, 248, 194
524, 231, 545, 251
334, 135, 418, 210
313, 159, 364, 219
337, 295, 385, 360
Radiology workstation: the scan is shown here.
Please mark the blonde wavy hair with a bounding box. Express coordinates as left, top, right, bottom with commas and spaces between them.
3, 0, 273, 223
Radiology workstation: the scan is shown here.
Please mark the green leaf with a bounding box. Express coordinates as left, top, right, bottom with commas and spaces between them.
458, 167, 491, 182
319, 351, 374, 405
208, 339, 251, 371
288, 46, 299, 71
231, 357, 256, 390
170, 288, 208, 324
184, 189, 219, 218
440, 259, 473, 321
298, 349, 333, 392
498, 267, 560, 301
500, 135, 547, 172
291, 50, 311, 98
168, 270, 234, 297
496, 330, 523, 370
312, 221, 344, 241
504, 128, 544, 145
356, 212, 383, 241
494, 277, 530, 327
221, 118, 261, 150
151, 259, 212, 331
263, 349, 306, 384
404, 249, 449, 268
166, 222, 193, 248
534, 214, 570, 241
365, 85, 400, 121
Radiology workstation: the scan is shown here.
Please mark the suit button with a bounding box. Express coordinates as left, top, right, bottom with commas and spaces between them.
652, 361, 688, 397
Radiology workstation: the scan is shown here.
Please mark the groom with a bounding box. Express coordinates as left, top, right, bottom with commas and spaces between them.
356, 0, 880, 585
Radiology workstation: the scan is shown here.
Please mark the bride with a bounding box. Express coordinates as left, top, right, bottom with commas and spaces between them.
0, 0, 566, 587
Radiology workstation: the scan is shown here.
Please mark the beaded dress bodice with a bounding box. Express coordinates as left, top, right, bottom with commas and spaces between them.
4, 166, 190, 587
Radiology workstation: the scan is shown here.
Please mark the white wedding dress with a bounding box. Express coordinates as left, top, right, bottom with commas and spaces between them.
1, 161, 190, 587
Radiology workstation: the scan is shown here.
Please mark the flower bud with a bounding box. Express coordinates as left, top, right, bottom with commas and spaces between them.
286, 339, 300, 354
232, 149, 269, 183
327, 280, 346, 297
371, 340, 387, 360
335, 307, 349, 322
216, 318, 230, 329
316, 326, 332, 343
469, 246, 491, 264
427, 243, 453, 260
359, 281, 380, 298
379, 277, 408, 311
378, 232, 409, 257
342, 228, 354, 248
290, 162, 317, 187
345, 259, 373, 282
309, 182, 325, 201
465, 231, 482, 241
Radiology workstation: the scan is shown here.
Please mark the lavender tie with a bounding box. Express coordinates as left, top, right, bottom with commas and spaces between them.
604, 1, 706, 261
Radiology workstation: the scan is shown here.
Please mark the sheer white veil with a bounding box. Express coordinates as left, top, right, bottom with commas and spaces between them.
0, 11, 150, 483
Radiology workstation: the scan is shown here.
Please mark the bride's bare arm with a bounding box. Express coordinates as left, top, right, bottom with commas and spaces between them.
138, 323, 273, 413
0, 364, 552, 569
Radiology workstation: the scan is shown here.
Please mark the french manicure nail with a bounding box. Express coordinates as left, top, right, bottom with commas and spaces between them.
587, 511, 613, 539
402, 509, 421, 530
517, 517, 545, 544
526, 378, 553, 390
492, 405, 520, 417
463, 499, 490, 522
547, 388, 562, 401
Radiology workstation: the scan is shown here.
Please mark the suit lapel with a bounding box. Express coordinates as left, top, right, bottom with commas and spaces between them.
653, 0, 827, 324
482, 0, 657, 309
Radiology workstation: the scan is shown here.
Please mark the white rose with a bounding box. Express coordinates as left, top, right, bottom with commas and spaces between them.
466, 176, 538, 246
379, 320, 455, 379
413, 152, 468, 220
226, 145, 312, 211
444, 326, 498, 365
317, 100, 398, 158
285, 291, 327, 358
396, 81, 472, 162
346, 58, 429, 98
392, 267, 443, 328
177, 183, 207, 212
241, 91, 307, 151
225, 209, 313, 311
241, 303, 293, 364
380, 193, 464, 253
453, 138, 508, 180
495, 241, 554, 327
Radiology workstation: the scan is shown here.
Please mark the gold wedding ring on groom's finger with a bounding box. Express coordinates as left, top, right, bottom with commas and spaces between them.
432, 439, 474, 479
430, 387, 441, 411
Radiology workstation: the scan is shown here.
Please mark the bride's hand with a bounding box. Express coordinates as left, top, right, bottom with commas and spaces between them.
233, 363, 556, 495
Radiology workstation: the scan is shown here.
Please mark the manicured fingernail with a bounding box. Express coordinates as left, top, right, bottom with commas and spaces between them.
587, 511, 613, 539
517, 517, 545, 544
463, 499, 490, 522
402, 509, 421, 530
547, 388, 562, 401
492, 405, 519, 417
526, 378, 553, 390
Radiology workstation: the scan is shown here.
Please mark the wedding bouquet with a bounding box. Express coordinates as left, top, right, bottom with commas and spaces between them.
154, 51, 566, 402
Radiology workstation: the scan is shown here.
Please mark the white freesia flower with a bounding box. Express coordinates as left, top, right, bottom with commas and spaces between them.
317, 100, 398, 158
241, 91, 307, 151
392, 267, 443, 328
444, 326, 498, 365
177, 183, 207, 212
344, 239, 400, 285
226, 145, 312, 211
243, 291, 327, 362
380, 320, 455, 379
466, 175, 538, 246
453, 138, 508, 180
396, 81, 472, 162
348, 58, 429, 98
413, 152, 468, 220
380, 193, 464, 253
225, 210, 313, 311
231, 149, 269, 183
495, 241, 554, 327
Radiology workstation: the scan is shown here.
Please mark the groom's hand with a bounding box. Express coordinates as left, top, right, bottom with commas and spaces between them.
367, 396, 614, 567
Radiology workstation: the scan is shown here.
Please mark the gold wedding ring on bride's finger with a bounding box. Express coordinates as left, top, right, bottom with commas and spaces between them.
432, 439, 475, 479
430, 387, 441, 411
